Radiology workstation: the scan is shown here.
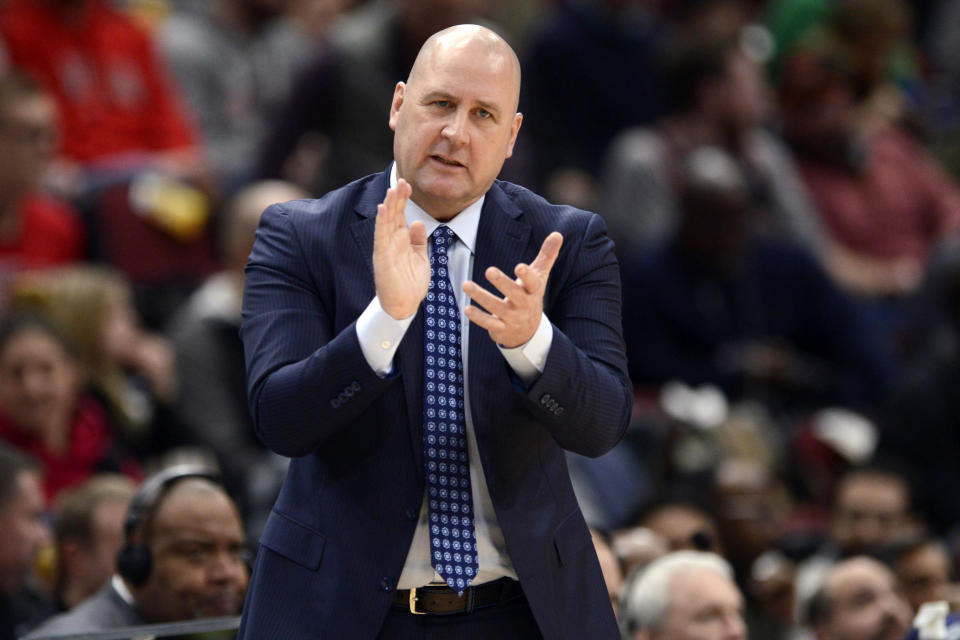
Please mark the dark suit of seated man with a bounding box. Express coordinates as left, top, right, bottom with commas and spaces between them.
238, 24, 632, 639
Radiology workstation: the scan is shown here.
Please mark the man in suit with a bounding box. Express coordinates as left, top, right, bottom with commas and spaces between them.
239, 24, 631, 638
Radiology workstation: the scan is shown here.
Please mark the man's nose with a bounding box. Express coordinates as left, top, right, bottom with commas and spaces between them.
207, 550, 246, 584
441, 108, 469, 146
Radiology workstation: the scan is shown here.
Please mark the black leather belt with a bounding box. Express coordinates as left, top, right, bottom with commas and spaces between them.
392, 578, 524, 615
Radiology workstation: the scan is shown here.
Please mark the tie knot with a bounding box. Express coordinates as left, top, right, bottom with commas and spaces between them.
432, 225, 455, 255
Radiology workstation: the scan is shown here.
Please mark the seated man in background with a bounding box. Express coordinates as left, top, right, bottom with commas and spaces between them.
25, 465, 249, 636
805, 556, 911, 640
51, 474, 135, 612
620, 550, 747, 640
0, 442, 53, 640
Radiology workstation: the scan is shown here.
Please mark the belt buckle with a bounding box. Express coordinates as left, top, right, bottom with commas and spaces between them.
409, 587, 426, 615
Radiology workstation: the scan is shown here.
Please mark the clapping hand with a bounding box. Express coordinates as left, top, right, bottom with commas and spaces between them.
463, 232, 563, 348
373, 179, 429, 319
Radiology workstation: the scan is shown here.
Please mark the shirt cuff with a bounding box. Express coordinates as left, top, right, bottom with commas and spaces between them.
356, 296, 415, 376
498, 313, 553, 385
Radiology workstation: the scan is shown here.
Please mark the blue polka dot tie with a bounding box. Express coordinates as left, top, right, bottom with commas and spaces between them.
423, 225, 478, 595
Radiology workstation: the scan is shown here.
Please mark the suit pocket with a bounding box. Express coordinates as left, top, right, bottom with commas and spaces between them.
553, 510, 591, 567
259, 510, 326, 570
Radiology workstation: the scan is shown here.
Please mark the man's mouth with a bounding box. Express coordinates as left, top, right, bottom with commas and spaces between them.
430, 155, 464, 167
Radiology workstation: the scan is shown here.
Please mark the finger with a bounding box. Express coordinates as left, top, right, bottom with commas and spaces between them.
391, 180, 411, 225
514, 263, 541, 295
529, 232, 563, 278
484, 266, 527, 301
397, 177, 412, 201
409, 220, 427, 257
385, 185, 405, 231
464, 305, 507, 332
462, 280, 510, 317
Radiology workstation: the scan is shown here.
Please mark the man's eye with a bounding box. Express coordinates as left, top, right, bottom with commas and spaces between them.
476, 109, 491, 119
435, 100, 450, 108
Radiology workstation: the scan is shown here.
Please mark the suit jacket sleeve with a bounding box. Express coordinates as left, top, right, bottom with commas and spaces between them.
521, 212, 632, 458
241, 201, 395, 457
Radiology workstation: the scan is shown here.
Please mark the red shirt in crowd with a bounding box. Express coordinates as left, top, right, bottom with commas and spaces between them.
799, 127, 960, 262
0, 192, 85, 271
0, 395, 140, 504
0, 0, 196, 163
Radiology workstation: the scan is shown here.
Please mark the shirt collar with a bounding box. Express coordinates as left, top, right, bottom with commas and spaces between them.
389, 162, 481, 254
112, 574, 135, 606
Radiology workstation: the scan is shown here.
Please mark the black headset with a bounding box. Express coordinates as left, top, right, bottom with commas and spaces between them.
116, 464, 221, 587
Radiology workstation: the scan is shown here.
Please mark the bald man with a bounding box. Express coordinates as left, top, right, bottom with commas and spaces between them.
239, 24, 630, 639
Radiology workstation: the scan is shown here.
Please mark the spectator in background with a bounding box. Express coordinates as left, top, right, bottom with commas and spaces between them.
0, 443, 53, 640
519, 0, 666, 210
167, 179, 307, 538
829, 467, 917, 558
767, 0, 924, 135
51, 474, 135, 612
25, 467, 249, 636
601, 35, 824, 260
795, 465, 919, 618
12, 266, 180, 457
255, 0, 493, 195
0, 72, 85, 279
0, 315, 139, 503
0, 0, 199, 190
892, 538, 958, 613
621, 146, 889, 414
636, 500, 723, 556
805, 556, 911, 640
778, 31, 960, 300
158, 0, 346, 192
620, 550, 747, 640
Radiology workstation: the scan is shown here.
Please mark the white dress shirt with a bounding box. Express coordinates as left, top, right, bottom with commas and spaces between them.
355, 164, 553, 587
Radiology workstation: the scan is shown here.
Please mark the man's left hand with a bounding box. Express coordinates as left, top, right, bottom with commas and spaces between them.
463, 232, 563, 348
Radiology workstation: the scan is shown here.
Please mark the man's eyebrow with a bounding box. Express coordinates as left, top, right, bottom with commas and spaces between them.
419, 90, 502, 115
420, 90, 455, 103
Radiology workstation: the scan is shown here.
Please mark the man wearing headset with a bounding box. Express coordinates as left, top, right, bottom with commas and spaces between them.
24, 465, 249, 637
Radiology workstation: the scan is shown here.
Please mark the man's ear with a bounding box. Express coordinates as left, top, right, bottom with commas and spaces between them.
388, 82, 405, 132
505, 112, 522, 159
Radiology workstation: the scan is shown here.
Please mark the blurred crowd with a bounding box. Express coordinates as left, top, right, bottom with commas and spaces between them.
1, 0, 960, 638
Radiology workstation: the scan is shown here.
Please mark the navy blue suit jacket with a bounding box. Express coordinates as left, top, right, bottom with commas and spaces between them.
238, 169, 631, 639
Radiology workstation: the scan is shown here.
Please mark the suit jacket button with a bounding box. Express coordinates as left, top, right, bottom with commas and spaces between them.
405, 506, 418, 521
330, 399, 340, 409
380, 577, 393, 592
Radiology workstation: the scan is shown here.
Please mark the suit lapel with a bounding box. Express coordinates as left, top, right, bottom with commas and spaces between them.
349, 170, 426, 479
468, 183, 531, 440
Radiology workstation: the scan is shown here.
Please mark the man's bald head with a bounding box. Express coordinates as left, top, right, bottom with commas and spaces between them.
388, 23, 524, 220
407, 25, 521, 113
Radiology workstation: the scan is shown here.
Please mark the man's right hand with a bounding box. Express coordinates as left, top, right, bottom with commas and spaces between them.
373, 178, 429, 319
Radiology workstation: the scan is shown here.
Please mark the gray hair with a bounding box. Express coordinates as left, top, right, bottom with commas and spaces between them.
621, 550, 735, 635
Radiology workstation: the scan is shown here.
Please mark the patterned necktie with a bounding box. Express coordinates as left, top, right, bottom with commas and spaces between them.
423, 225, 478, 595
